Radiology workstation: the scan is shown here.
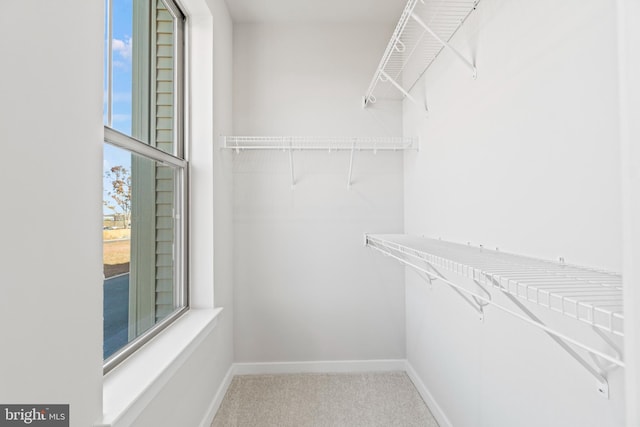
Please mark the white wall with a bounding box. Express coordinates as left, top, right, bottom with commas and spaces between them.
0, 0, 235, 426
232, 23, 406, 362
0, 1, 104, 425
403, 0, 625, 426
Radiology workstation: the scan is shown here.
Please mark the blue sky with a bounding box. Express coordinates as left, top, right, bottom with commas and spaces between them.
104, 0, 133, 134
104, 0, 133, 215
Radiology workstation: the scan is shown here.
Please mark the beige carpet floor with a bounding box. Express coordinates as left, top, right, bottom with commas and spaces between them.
211, 371, 439, 427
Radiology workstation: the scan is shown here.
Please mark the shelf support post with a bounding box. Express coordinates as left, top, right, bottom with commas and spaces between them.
379, 70, 427, 113
421, 261, 487, 319
485, 274, 612, 398
410, 12, 477, 79
347, 139, 356, 189
288, 138, 295, 189
592, 326, 623, 362
472, 278, 492, 321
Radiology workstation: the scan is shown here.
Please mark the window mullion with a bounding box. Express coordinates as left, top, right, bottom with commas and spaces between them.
104, 126, 187, 169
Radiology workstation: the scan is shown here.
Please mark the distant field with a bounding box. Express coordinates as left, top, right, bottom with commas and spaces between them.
103, 228, 131, 241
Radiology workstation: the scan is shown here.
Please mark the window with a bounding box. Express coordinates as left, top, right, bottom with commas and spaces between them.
103, 0, 187, 373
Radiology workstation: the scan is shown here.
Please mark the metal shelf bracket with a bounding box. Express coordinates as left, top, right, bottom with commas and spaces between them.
472, 279, 492, 321
369, 236, 490, 319
423, 261, 489, 320
497, 285, 613, 399
483, 271, 621, 398
347, 139, 356, 189
288, 138, 295, 189
379, 70, 427, 113
409, 13, 477, 79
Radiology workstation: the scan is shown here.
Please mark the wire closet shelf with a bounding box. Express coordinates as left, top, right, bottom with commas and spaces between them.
222, 136, 418, 152
222, 137, 417, 189
366, 234, 625, 399
366, 234, 624, 337
363, 0, 479, 109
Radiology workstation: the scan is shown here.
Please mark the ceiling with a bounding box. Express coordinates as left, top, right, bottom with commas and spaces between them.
225, 0, 406, 24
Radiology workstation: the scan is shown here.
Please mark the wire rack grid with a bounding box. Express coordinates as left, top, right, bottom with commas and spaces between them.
366, 234, 624, 336
364, 0, 479, 106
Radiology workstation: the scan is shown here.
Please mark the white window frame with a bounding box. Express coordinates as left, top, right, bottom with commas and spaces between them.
103, 0, 188, 375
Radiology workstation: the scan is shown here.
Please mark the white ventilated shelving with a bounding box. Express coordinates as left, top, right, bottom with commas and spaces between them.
222, 136, 418, 189
365, 234, 624, 397
364, 0, 479, 111
222, 136, 417, 152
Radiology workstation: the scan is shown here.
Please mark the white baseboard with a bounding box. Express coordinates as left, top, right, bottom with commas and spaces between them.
404, 361, 452, 427
198, 364, 235, 427
232, 359, 407, 375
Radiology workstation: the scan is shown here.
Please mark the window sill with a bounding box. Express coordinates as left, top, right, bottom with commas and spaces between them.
97, 307, 223, 427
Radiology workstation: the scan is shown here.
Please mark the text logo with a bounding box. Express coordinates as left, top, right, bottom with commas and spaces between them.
0, 406, 68, 426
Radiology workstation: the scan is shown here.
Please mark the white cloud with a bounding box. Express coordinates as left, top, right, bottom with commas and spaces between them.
112, 37, 132, 60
